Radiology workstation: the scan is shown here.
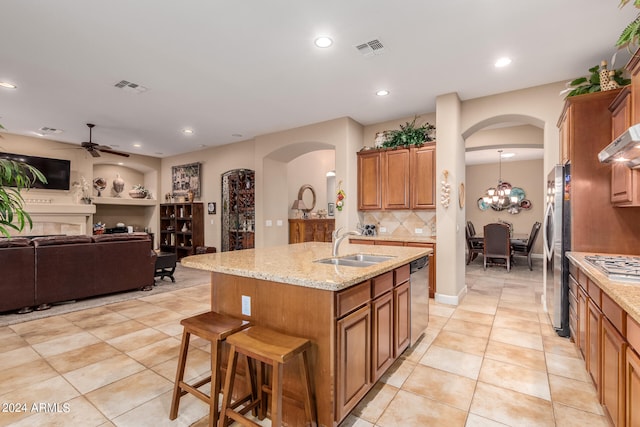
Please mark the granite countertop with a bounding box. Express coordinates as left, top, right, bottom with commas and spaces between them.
181, 241, 431, 291
566, 252, 640, 324
349, 235, 436, 244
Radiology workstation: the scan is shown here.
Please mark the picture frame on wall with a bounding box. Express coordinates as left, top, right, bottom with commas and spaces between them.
328, 202, 335, 217
208, 202, 216, 214
172, 162, 201, 198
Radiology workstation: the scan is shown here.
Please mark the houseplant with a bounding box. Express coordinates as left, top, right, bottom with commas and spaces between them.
129, 184, 149, 198
617, 0, 640, 50
564, 63, 630, 97
381, 116, 435, 148
0, 124, 48, 237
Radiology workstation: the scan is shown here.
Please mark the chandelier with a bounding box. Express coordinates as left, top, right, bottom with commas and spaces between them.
480, 150, 525, 213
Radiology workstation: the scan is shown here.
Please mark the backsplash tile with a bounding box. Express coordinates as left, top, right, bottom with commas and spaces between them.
359, 211, 436, 237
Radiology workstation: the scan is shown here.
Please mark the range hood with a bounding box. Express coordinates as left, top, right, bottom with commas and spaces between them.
598, 123, 640, 169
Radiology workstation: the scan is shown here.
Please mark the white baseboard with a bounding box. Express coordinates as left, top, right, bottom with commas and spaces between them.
434, 285, 467, 306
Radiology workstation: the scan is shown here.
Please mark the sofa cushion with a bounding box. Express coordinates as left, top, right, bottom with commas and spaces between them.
92, 232, 150, 243
31, 235, 93, 247
0, 237, 31, 248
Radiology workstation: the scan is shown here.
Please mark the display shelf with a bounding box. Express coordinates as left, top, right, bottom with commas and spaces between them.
93, 197, 156, 206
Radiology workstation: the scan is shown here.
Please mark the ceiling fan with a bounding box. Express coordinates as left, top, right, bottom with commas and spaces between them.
81, 123, 130, 158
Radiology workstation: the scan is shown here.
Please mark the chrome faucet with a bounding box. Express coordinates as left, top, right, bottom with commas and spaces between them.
332, 227, 361, 257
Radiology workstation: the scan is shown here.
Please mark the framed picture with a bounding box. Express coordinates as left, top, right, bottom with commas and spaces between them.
208, 202, 216, 215
172, 162, 201, 198
328, 202, 335, 217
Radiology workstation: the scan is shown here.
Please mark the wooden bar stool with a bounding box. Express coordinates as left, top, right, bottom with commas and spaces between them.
169, 311, 252, 427
219, 325, 317, 427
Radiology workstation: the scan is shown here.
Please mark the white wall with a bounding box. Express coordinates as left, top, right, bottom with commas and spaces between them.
287, 149, 335, 218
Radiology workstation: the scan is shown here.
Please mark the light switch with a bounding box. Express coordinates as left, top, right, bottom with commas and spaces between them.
266, 220, 273, 227
276, 220, 283, 226
210, 219, 214, 225
415, 228, 423, 234
242, 295, 251, 316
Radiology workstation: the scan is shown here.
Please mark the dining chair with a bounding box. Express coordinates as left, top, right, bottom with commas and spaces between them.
466, 222, 484, 265
511, 221, 541, 270
483, 223, 511, 271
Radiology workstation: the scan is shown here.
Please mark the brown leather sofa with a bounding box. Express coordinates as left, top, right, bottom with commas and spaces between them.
0, 233, 156, 314
0, 237, 35, 313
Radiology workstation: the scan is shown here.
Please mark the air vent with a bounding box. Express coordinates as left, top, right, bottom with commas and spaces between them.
38, 127, 63, 135
354, 38, 385, 56
114, 80, 148, 94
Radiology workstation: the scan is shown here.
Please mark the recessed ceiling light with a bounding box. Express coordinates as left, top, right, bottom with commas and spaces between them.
495, 57, 512, 68
182, 128, 194, 135
232, 133, 243, 138
501, 152, 516, 158
133, 143, 142, 148
314, 36, 333, 48
376, 90, 390, 96
0, 81, 17, 89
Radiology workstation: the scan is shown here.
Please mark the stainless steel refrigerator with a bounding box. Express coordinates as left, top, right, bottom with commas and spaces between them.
544, 164, 571, 337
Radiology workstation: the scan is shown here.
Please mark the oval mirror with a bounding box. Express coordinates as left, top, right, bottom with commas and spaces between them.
297, 184, 316, 214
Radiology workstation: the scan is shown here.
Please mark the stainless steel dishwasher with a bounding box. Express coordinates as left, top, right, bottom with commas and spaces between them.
409, 256, 429, 346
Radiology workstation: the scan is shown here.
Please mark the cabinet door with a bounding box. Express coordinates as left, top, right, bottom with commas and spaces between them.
394, 280, 411, 356
357, 151, 383, 210
627, 346, 640, 427
588, 298, 602, 399
578, 285, 588, 359
602, 317, 626, 427
410, 144, 436, 209
336, 305, 371, 420
371, 292, 394, 382
559, 107, 571, 164
383, 149, 410, 209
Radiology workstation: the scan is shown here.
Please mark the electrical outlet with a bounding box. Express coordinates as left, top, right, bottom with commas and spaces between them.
265, 220, 273, 227
415, 228, 423, 234
379, 227, 387, 233
241, 295, 251, 316
210, 219, 214, 225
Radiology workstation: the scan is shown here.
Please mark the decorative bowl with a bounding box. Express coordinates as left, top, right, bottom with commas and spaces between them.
129, 189, 147, 199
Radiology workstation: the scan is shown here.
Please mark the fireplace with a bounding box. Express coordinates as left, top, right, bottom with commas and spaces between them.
10, 202, 96, 237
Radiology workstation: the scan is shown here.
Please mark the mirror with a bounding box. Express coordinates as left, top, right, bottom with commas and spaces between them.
297, 184, 316, 215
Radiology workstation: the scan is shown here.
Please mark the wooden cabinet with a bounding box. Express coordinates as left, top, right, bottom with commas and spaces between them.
394, 280, 411, 356
559, 106, 571, 165
371, 291, 393, 382
383, 149, 411, 209
602, 316, 627, 427
288, 219, 335, 244
159, 203, 204, 260
336, 298, 371, 421
578, 284, 588, 359
587, 298, 602, 396
221, 169, 255, 251
626, 347, 640, 427
568, 273, 578, 340
609, 88, 640, 206
357, 150, 383, 210
357, 144, 435, 211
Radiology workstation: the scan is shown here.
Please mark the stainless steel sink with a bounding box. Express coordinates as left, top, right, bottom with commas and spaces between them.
314, 253, 395, 267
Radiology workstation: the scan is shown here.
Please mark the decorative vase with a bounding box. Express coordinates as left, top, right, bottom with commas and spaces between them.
181, 223, 188, 232
113, 174, 125, 198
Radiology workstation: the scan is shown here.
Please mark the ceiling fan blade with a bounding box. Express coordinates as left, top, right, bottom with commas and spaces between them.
88, 149, 101, 158
97, 148, 130, 158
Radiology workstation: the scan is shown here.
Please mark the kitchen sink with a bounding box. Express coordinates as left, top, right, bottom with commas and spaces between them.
314, 253, 395, 267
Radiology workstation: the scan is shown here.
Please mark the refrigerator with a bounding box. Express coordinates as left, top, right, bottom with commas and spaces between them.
544, 164, 571, 337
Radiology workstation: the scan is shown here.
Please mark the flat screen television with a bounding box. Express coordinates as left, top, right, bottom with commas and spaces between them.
0, 152, 71, 190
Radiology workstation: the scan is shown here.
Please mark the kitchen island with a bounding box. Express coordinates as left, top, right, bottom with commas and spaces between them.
181, 241, 431, 427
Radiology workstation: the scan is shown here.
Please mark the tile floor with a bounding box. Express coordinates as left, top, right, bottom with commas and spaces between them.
0, 260, 609, 427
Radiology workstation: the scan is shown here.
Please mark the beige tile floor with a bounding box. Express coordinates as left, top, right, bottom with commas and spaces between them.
0, 260, 610, 427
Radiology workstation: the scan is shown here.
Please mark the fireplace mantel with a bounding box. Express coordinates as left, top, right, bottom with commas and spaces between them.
11, 203, 97, 236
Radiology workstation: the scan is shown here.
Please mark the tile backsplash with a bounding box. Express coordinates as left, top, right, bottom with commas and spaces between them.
358, 210, 436, 237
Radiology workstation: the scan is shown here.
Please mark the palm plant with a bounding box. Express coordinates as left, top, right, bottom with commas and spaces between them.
617, 0, 640, 50
0, 124, 48, 237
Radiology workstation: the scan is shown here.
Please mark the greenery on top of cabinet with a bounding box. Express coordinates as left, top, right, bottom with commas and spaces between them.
381, 116, 435, 148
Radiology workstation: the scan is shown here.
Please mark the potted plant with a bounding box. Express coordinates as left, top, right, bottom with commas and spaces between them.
381, 116, 435, 148
0, 124, 47, 237
564, 63, 630, 97
129, 184, 149, 199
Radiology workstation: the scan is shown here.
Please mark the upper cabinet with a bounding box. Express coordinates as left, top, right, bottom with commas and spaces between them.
357, 144, 435, 211
609, 88, 640, 206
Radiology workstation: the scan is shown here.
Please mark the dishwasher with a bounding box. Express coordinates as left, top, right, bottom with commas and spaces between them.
409, 256, 430, 346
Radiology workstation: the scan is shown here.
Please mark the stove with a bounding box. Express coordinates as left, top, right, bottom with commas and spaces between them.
584, 255, 640, 283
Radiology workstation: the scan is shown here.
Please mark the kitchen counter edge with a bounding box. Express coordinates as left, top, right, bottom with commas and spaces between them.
566, 252, 640, 324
